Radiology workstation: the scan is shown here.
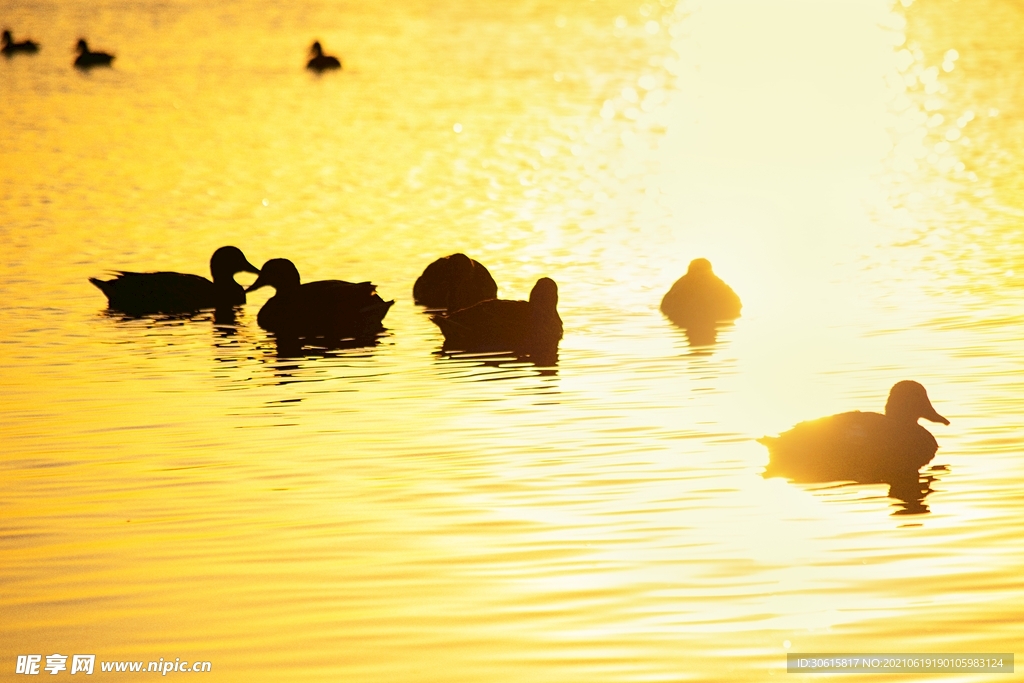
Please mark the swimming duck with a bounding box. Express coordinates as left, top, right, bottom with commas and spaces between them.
90, 246, 260, 315
74, 39, 114, 68
759, 380, 949, 483
660, 258, 741, 327
2, 30, 39, 55
432, 277, 562, 353
413, 253, 498, 311
246, 258, 393, 339
306, 41, 341, 71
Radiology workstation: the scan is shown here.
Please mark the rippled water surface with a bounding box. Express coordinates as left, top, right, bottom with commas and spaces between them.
2, 0, 1023, 680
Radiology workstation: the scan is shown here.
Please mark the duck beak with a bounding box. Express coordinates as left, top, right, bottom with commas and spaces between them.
246, 273, 268, 293
923, 404, 950, 425
242, 259, 261, 276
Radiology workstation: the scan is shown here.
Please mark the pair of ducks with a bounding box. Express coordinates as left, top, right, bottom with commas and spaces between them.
4, 32, 115, 67
89, 249, 950, 486
89, 247, 392, 339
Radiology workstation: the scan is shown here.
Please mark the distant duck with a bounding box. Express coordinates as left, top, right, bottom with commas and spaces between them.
660, 258, 741, 327
760, 381, 950, 483
74, 39, 114, 68
432, 277, 562, 353
2, 30, 39, 55
246, 258, 393, 339
306, 41, 341, 71
90, 246, 260, 315
414, 253, 498, 311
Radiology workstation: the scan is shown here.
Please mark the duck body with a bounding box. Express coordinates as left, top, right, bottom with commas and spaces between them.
432, 277, 562, 352
306, 41, 341, 71
2, 30, 39, 55
661, 258, 741, 327
247, 259, 393, 339
90, 246, 260, 315
413, 253, 498, 311
74, 39, 114, 68
760, 381, 949, 483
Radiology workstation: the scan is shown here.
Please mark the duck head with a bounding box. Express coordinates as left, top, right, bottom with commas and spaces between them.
884, 380, 949, 425
210, 246, 260, 283
246, 258, 301, 294
2, 30, 12, 47
529, 277, 558, 309
75, 38, 89, 54
310, 41, 324, 57
686, 258, 713, 276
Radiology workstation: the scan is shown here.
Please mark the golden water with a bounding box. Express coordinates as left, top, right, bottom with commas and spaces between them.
2, 0, 1022, 680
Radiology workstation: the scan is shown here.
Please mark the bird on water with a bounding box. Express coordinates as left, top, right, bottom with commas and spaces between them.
660, 258, 742, 327
246, 258, 393, 340
2, 30, 39, 55
74, 39, 114, 68
413, 253, 498, 312
431, 277, 562, 354
89, 246, 260, 315
759, 380, 949, 483
306, 41, 341, 71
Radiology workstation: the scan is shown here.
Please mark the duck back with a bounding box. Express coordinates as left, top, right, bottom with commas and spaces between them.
761, 410, 939, 483
257, 280, 392, 338
413, 254, 498, 311
661, 274, 741, 326
90, 271, 241, 314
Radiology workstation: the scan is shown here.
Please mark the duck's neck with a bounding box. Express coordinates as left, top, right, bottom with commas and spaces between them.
884, 406, 920, 426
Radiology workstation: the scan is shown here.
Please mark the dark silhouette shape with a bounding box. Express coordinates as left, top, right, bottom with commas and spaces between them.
759, 380, 949, 484
2, 30, 39, 56
74, 39, 114, 68
413, 253, 498, 311
306, 41, 341, 71
432, 277, 562, 356
90, 246, 260, 315
246, 258, 393, 340
661, 258, 741, 327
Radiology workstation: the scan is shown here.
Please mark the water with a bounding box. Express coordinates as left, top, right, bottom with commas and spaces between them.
2, 0, 1023, 680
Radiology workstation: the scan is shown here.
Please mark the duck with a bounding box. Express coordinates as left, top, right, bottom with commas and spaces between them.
306, 41, 341, 71
246, 258, 393, 339
90, 246, 260, 315
432, 277, 562, 353
660, 258, 741, 327
413, 253, 498, 311
74, 39, 114, 68
759, 380, 949, 483
2, 30, 39, 55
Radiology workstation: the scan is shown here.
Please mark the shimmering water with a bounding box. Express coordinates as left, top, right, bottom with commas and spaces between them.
2, 0, 1023, 680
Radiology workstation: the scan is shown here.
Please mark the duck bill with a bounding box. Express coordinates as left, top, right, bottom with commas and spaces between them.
923, 405, 950, 425
242, 259, 261, 276
245, 273, 269, 293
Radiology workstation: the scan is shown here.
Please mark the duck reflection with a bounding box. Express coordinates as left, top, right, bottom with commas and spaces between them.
760, 381, 950, 513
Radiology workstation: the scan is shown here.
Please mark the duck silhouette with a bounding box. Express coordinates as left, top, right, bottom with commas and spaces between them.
760, 380, 949, 483
90, 246, 260, 315
660, 258, 741, 327
432, 277, 562, 354
246, 258, 393, 339
74, 39, 114, 68
306, 41, 341, 71
2, 30, 39, 56
413, 253, 498, 311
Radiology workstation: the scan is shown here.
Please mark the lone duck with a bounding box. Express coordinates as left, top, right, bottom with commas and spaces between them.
660, 258, 741, 327
432, 277, 562, 353
90, 246, 260, 315
413, 253, 498, 311
246, 258, 393, 339
74, 39, 114, 68
760, 381, 949, 483
2, 30, 39, 55
306, 41, 341, 71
